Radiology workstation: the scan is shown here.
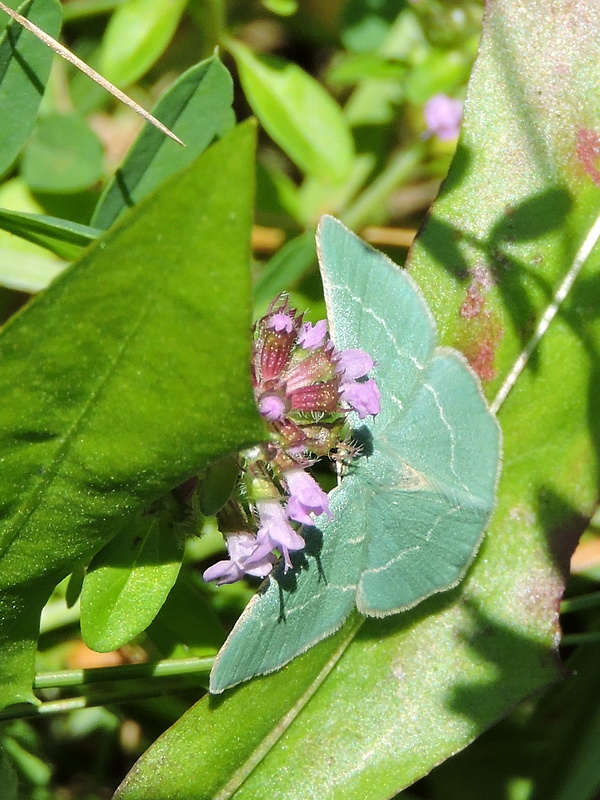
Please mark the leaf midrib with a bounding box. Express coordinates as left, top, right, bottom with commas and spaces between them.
212, 614, 364, 800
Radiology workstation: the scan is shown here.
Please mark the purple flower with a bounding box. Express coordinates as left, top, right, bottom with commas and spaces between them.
258, 394, 286, 421
424, 94, 463, 141
251, 292, 381, 463
268, 312, 294, 333
284, 468, 331, 525
341, 378, 381, 419
337, 348, 374, 380
202, 532, 275, 585
253, 500, 305, 571
298, 319, 328, 349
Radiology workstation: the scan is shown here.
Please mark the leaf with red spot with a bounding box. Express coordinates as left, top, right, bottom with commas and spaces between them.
115, 2, 600, 799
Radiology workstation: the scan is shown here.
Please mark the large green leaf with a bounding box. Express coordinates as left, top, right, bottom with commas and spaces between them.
0, 0, 61, 176
114, 1, 600, 798
0, 121, 264, 709
92, 55, 235, 230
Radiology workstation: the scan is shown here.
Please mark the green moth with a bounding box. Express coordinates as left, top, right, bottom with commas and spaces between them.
210, 216, 501, 693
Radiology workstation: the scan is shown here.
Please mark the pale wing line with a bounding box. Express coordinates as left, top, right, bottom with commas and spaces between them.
491, 213, 600, 414
266, 583, 356, 622
327, 278, 425, 377
360, 507, 458, 576
422, 381, 472, 494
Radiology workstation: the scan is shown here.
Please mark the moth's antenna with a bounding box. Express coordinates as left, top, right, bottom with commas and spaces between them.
0, 0, 184, 146
491, 213, 600, 415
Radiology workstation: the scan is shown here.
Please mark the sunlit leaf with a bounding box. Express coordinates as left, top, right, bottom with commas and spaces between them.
81, 508, 184, 652
115, 1, 600, 797
228, 38, 354, 183
0, 121, 263, 708
92, 56, 235, 230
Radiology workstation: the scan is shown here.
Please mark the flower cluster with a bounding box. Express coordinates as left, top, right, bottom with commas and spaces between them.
203, 295, 380, 586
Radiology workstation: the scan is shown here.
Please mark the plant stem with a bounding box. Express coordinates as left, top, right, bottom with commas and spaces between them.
561, 632, 600, 646
341, 144, 425, 231
561, 591, 600, 614
0, 675, 209, 721
34, 656, 215, 689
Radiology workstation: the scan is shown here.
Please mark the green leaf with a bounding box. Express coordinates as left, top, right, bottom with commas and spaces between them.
211, 218, 501, 692
92, 56, 235, 230
340, 0, 401, 54
0, 179, 69, 291
21, 112, 104, 194
261, 0, 297, 16
98, 0, 187, 87
0, 0, 62, 177
198, 456, 240, 517
80, 509, 184, 652
116, 1, 599, 797
529, 644, 600, 800
114, 616, 362, 800
228, 39, 354, 183
0, 245, 65, 292
0, 120, 264, 708
0, 208, 99, 261
404, 50, 471, 103
0, 747, 18, 800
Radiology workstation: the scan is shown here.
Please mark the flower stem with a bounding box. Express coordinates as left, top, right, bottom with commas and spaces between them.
341, 144, 425, 231
34, 656, 215, 690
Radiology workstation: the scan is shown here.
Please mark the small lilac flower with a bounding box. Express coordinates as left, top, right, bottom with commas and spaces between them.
202, 532, 275, 585
341, 378, 381, 419
298, 319, 328, 349
424, 94, 463, 141
337, 348, 374, 380
253, 499, 305, 571
258, 394, 286, 422
284, 467, 331, 525
267, 312, 295, 333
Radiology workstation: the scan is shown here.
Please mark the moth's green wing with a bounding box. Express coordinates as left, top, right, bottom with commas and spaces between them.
209, 478, 366, 694
317, 215, 436, 432
210, 216, 501, 691
357, 350, 500, 616
318, 217, 501, 617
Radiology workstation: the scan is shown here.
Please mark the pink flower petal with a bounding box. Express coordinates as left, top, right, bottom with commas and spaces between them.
337, 349, 374, 380
284, 468, 331, 520
258, 394, 286, 421
267, 312, 294, 333
298, 319, 328, 349
341, 378, 381, 418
